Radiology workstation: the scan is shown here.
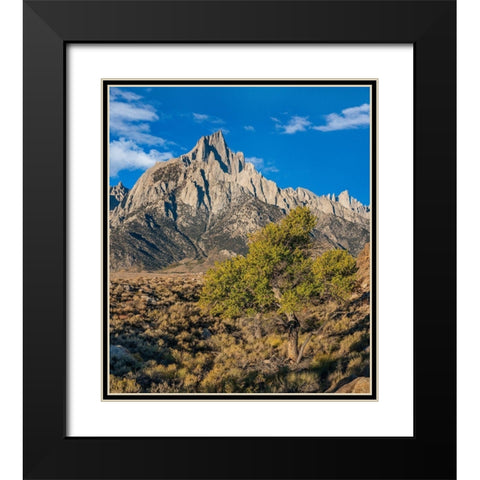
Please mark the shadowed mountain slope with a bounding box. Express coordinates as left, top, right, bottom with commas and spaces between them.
110, 131, 370, 271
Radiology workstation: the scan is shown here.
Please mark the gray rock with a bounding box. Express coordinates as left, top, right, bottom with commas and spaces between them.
110, 344, 133, 360
109, 131, 370, 271
109, 181, 129, 210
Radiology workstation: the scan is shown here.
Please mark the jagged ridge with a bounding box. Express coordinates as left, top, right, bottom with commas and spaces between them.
109, 131, 370, 271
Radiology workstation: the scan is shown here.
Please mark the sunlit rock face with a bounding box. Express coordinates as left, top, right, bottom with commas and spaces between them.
110, 131, 370, 271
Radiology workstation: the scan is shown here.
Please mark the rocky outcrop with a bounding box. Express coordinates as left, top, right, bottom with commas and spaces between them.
110, 131, 371, 271
109, 182, 129, 210
335, 376, 370, 393
356, 242, 371, 291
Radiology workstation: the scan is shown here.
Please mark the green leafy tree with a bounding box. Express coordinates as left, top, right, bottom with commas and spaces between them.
200, 206, 358, 362
312, 249, 358, 303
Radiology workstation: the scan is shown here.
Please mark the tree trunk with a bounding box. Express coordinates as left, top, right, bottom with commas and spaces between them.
254, 313, 262, 339
286, 313, 300, 362
296, 333, 313, 364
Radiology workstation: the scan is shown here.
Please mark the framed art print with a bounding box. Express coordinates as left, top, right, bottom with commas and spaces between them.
24, 1, 456, 479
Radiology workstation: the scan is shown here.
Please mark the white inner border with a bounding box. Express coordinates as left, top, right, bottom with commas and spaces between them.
67, 44, 413, 437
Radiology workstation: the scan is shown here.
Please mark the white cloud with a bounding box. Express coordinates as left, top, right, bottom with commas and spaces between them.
109, 138, 172, 176
313, 103, 370, 132
193, 112, 224, 124
245, 156, 264, 168
193, 113, 209, 122
110, 88, 143, 102
109, 89, 167, 147
245, 156, 279, 174
110, 102, 158, 122
110, 118, 167, 146
273, 115, 311, 134
244, 125, 255, 132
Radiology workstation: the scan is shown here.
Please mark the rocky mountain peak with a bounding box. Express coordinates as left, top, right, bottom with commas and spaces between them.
206, 129, 227, 149
338, 190, 351, 206
336, 189, 370, 215
109, 132, 371, 271
109, 181, 129, 210
186, 130, 244, 174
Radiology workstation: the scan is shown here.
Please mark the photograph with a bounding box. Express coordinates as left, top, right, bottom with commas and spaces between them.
104, 81, 376, 398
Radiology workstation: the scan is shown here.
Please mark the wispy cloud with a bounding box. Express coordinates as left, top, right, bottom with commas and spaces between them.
110, 102, 158, 123
109, 88, 167, 146
110, 88, 142, 102
109, 138, 172, 176
245, 156, 279, 174
273, 115, 311, 134
192, 112, 224, 124
312, 103, 370, 132
271, 104, 370, 135
244, 125, 255, 132
193, 113, 209, 122
245, 156, 264, 168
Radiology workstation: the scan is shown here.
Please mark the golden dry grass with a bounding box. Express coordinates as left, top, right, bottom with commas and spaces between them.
109, 255, 371, 395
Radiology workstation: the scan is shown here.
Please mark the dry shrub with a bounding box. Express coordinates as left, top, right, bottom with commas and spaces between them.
109, 272, 371, 394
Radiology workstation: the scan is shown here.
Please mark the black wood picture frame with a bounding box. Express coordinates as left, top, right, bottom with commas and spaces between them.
24, 1, 456, 479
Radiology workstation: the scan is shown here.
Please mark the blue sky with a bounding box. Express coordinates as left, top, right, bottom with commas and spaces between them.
109, 85, 371, 205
